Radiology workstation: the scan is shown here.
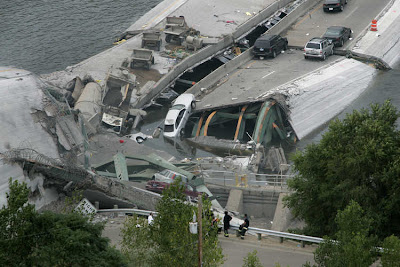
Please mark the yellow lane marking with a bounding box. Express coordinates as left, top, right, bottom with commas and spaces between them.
230, 61, 256, 78
293, 3, 323, 28
142, 0, 183, 28
0, 68, 18, 72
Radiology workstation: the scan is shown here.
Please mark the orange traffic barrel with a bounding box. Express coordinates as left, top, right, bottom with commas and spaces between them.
371, 19, 377, 31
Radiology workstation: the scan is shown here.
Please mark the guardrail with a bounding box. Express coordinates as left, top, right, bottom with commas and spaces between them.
230, 225, 323, 244
97, 208, 157, 216
97, 208, 322, 245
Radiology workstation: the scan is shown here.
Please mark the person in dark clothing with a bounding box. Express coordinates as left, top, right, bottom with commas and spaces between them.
239, 214, 250, 239
223, 211, 232, 237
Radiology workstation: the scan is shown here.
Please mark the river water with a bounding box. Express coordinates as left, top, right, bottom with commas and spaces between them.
1, 0, 399, 158
0, 0, 161, 74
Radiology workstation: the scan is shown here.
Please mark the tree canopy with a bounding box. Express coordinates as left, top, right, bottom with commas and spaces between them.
284, 100, 400, 239
307, 201, 400, 267
0, 178, 126, 266
121, 178, 224, 267
313, 201, 377, 267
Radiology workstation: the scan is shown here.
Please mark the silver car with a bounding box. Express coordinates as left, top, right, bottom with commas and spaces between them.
304, 38, 334, 60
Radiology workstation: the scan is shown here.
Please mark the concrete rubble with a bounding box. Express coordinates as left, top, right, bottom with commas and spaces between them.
1, 0, 400, 233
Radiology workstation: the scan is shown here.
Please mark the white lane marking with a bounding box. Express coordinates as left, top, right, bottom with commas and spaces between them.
262, 71, 275, 79
345, 6, 358, 19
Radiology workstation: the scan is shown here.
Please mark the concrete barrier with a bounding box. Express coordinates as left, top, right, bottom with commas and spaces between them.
233, 0, 293, 40
268, 0, 321, 36
186, 48, 254, 97
91, 175, 161, 210
225, 189, 244, 213
133, 0, 293, 108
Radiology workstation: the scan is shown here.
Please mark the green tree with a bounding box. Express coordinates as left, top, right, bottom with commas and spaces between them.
121, 178, 224, 267
381, 235, 400, 267
243, 250, 263, 267
313, 201, 377, 267
284, 100, 400, 238
0, 178, 126, 266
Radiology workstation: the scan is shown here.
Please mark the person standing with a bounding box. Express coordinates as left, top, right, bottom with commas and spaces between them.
148, 212, 154, 225
223, 211, 232, 237
240, 214, 250, 239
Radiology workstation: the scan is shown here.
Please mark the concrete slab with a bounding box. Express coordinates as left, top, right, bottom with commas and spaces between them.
353, 0, 400, 68
196, 49, 341, 110
127, 0, 277, 37
126, 0, 189, 32
0, 67, 60, 207
166, 0, 276, 37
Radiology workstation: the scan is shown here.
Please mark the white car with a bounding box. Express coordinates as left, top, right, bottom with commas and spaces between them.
163, 93, 196, 138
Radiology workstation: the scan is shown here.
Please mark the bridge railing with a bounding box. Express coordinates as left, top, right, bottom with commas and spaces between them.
195, 167, 292, 191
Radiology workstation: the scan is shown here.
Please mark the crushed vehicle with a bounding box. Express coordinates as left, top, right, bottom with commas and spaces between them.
322, 26, 352, 47
323, 0, 347, 12
141, 31, 162, 51
145, 180, 201, 201
253, 34, 288, 58
164, 16, 199, 45
152, 169, 189, 183
163, 93, 196, 138
124, 49, 154, 70
146, 169, 201, 201
304, 37, 334, 60
101, 68, 136, 134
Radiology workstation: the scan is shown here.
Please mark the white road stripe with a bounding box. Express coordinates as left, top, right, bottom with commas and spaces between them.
262, 71, 275, 79
345, 6, 358, 19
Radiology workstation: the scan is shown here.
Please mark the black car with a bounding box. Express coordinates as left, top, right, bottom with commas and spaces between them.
323, 0, 347, 12
253, 34, 288, 58
322, 26, 352, 47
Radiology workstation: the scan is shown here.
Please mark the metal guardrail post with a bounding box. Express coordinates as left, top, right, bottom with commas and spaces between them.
113, 205, 118, 217
257, 233, 262, 240
280, 237, 284, 243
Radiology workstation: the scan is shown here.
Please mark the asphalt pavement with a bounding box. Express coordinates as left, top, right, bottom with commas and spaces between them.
220, 234, 315, 267
283, 0, 392, 48
101, 215, 315, 266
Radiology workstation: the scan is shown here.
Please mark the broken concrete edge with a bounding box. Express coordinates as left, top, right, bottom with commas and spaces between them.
90, 175, 161, 211
342, 50, 391, 70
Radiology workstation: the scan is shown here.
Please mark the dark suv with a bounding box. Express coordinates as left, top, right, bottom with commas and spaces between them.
253, 34, 288, 58
323, 0, 347, 12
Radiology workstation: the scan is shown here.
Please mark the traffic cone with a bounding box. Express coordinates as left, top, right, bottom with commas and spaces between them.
371, 19, 377, 31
